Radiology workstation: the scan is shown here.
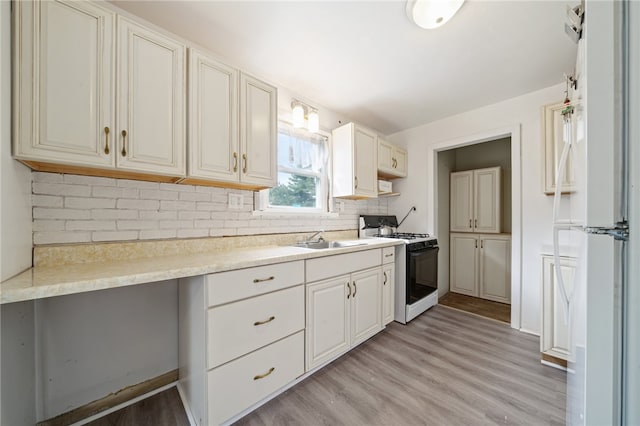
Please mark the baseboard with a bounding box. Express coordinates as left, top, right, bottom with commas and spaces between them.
38, 369, 179, 426
541, 353, 568, 370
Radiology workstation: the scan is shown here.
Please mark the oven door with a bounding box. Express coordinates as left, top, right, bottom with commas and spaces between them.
407, 246, 439, 305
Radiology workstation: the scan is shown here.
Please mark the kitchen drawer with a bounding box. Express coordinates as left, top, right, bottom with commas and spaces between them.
208, 331, 304, 425
207, 285, 304, 368
382, 246, 395, 264
207, 260, 304, 307
306, 249, 381, 283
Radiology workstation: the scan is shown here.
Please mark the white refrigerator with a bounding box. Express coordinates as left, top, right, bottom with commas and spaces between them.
555, 2, 639, 424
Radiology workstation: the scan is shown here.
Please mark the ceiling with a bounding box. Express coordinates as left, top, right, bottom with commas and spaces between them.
111, 0, 578, 135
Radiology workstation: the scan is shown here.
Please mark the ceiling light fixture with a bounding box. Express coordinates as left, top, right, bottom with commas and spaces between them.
406, 0, 465, 30
291, 99, 320, 133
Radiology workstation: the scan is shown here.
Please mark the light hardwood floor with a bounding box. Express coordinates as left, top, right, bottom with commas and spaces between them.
84, 305, 566, 425
236, 305, 566, 426
439, 291, 511, 323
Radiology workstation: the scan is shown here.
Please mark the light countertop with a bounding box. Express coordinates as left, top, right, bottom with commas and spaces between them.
1, 239, 402, 304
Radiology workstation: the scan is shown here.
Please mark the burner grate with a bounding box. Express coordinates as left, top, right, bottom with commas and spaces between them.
375, 232, 430, 240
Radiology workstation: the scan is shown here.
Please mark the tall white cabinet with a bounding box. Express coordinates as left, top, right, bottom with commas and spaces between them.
450, 167, 502, 233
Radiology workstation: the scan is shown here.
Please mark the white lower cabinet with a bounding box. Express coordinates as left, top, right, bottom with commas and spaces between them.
450, 233, 511, 304
305, 267, 382, 371
541, 255, 576, 363
382, 246, 396, 325
179, 261, 305, 426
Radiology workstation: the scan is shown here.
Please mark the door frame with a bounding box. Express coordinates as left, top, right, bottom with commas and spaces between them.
429, 125, 522, 329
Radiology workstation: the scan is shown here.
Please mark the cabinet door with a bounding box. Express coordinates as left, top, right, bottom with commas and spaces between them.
478, 236, 511, 303
474, 167, 501, 233
543, 102, 577, 194
541, 256, 575, 361
394, 147, 408, 177
354, 126, 378, 197
239, 73, 277, 188
450, 171, 474, 232
350, 268, 382, 346
382, 264, 395, 326
13, 0, 115, 168
188, 49, 239, 182
450, 234, 478, 296
305, 276, 351, 371
117, 17, 186, 176
377, 138, 395, 175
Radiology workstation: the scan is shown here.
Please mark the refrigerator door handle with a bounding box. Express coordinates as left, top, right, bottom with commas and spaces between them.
583, 221, 629, 241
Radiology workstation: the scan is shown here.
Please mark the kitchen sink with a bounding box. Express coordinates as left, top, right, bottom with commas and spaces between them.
293, 240, 367, 249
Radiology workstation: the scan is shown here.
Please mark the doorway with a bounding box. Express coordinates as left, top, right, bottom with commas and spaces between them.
427, 125, 522, 329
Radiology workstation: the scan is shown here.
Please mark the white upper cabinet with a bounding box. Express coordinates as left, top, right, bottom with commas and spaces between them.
450, 167, 502, 233
117, 17, 186, 176
378, 138, 407, 178
239, 74, 277, 188
13, 0, 115, 168
332, 123, 378, 199
542, 102, 578, 195
187, 49, 239, 182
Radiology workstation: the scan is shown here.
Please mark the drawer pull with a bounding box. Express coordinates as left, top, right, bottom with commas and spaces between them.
233, 152, 238, 172
383, 272, 387, 285
253, 316, 275, 326
253, 276, 275, 283
346, 282, 351, 299
384, 253, 394, 258
104, 126, 110, 154
353, 281, 357, 297
120, 129, 127, 157
253, 367, 275, 381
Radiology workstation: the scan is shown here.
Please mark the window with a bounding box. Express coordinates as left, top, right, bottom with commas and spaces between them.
256, 123, 330, 213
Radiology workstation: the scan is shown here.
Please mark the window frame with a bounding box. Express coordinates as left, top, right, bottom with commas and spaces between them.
254, 122, 332, 215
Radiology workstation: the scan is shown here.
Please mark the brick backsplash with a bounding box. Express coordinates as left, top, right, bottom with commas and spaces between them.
31, 172, 388, 245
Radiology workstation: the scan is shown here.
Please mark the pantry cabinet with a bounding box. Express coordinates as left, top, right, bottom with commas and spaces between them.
541, 255, 576, 364
542, 102, 578, 195
332, 123, 378, 198
378, 138, 407, 178
450, 167, 502, 233
116, 16, 186, 176
13, 0, 116, 169
450, 233, 511, 304
187, 49, 277, 189
13, 1, 187, 179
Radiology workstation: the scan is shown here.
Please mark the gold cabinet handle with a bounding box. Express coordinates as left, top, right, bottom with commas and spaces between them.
475, 219, 478, 228
384, 253, 393, 258
383, 272, 387, 285
121, 130, 127, 157
253, 276, 275, 283
104, 127, 110, 154
242, 153, 247, 173
480, 240, 484, 249
355, 176, 358, 189
254, 316, 275, 326
233, 152, 238, 172
346, 282, 351, 299
475, 239, 478, 249
253, 367, 275, 381
353, 281, 357, 297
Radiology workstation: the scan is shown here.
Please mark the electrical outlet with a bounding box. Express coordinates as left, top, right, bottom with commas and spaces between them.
228, 193, 243, 210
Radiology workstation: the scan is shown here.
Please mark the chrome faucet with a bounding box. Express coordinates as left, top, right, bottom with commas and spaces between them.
305, 230, 325, 243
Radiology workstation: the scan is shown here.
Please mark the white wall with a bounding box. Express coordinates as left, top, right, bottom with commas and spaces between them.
436, 150, 455, 296
388, 83, 565, 334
